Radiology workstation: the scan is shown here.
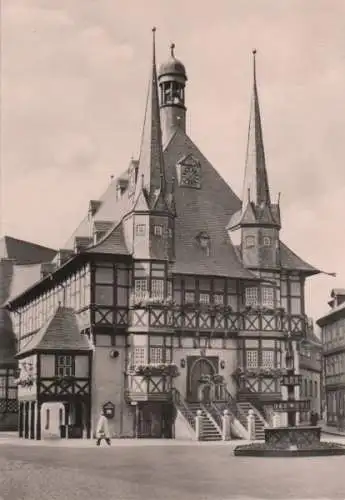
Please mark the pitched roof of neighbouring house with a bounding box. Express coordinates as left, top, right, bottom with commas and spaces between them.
7, 264, 44, 303
0, 236, 56, 265
16, 306, 92, 357
0, 309, 16, 367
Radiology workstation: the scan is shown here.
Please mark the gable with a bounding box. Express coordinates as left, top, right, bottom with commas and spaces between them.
163, 129, 258, 279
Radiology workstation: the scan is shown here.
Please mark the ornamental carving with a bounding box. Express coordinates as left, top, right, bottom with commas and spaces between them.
177, 154, 201, 189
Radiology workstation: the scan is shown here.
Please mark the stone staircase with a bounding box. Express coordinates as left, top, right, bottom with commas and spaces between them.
237, 401, 266, 440
172, 389, 222, 441
187, 402, 222, 441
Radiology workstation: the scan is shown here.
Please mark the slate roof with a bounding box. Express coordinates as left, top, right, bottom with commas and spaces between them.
86, 222, 129, 255
0, 236, 56, 264
7, 264, 44, 303
16, 306, 92, 357
59, 48, 318, 282
279, 242, 319, 275
316, 300, 345, 327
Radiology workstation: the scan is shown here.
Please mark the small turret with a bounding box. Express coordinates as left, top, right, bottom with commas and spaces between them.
158, 43, 188, 144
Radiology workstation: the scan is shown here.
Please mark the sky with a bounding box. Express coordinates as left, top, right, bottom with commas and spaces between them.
1, 0, 345, 326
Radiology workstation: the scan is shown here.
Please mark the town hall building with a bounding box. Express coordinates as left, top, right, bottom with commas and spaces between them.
5, 30, 322, 440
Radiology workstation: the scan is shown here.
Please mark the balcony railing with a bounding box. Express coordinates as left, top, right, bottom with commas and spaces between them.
129, 302, 307, 335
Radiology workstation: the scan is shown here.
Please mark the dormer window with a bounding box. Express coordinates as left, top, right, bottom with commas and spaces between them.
136, 224, 146, 236
196, 231, 211, 256
154, 225, 163, 237
263, 236, 271, 247
245, 235, 255, 248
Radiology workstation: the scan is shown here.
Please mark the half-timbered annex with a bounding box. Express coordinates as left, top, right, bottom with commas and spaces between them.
6, 31, 321, 440
0, 236, 56, 431
317, 289, 345, 428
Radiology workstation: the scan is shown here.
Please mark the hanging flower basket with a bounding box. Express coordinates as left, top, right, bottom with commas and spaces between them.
131, 295, 176, 308
15, 376, 34, 388
131, 363, 180, 378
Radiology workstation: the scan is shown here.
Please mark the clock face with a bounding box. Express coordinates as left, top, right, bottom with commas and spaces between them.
178, 155, 201, 188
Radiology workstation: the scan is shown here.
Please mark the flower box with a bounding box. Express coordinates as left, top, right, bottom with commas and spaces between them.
129, 363, 180, 378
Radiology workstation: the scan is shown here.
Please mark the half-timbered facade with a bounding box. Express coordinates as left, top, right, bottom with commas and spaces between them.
6, 31, 321, 439
0, 236, 56, 431
317, 289, 345, 428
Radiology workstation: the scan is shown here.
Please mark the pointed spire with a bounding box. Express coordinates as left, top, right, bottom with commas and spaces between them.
242, 50, 271, 211
134, 27, 167, 209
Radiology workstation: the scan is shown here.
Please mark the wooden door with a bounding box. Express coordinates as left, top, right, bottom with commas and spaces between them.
188, 357, 217, 401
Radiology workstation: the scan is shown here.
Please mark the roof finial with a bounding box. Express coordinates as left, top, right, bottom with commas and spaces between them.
252, 49, 257, 86
152, 27, 157, 65
170, 42, 175, 58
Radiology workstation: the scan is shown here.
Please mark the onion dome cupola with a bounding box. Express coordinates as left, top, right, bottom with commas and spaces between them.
158, 43, 188, 144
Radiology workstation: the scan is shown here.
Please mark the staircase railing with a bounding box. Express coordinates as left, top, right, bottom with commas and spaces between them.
203, 401, 223, 431
220, 385, 248, 428
172, 388, 196, 430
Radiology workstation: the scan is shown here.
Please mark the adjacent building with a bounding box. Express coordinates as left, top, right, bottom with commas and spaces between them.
317, 289, 345, 428
5, 32, 322, 440
0, 236, 56, 430
299, 318, 322, 423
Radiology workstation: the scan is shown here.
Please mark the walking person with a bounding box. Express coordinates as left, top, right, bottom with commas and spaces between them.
96, 411, 111, 446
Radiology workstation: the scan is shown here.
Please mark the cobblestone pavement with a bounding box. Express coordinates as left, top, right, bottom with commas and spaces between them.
1, 439, 345, 500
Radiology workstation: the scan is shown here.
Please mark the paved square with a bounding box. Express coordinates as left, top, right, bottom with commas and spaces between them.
0, 440, 344, 500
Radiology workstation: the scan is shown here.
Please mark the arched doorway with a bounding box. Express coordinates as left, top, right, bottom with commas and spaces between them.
188, 357, 217, 402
